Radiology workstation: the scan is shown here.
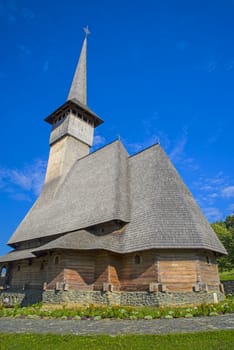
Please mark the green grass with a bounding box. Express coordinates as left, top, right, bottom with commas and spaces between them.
0, 331, 234, 350
220, 268, 234, 281
1, 296, 234, 319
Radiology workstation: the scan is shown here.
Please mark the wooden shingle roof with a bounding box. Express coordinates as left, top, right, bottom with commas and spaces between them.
6, 141, 226, 256
8, 140, 130, 245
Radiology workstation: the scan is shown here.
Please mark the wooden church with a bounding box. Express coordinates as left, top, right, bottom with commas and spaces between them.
0, 29, 227, 306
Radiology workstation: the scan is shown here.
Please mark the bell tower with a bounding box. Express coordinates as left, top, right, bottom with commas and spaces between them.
44, 27, 103, 183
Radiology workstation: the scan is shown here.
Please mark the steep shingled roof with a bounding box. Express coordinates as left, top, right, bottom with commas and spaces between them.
8, 140, 130, 246
124, 144, 226, 254
6, 142, 226, 255
0, 249, 36, 263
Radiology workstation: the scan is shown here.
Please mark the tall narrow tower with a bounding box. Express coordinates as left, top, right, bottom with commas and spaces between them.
44, 27, 103, 183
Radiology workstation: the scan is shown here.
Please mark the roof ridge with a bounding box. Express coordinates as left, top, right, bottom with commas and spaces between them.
129, 142, 160, 158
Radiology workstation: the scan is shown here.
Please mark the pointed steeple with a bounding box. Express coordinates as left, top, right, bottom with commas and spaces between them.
67, 27, 90, 105
44, 26, 103, 184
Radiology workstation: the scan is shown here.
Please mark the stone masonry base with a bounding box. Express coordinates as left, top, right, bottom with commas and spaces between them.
0, 289, 225, 307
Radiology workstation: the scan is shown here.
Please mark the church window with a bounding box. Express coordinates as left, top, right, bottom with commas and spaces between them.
206, 256, 211, 265
28, 259, 32, 266
134, 255, 142, 265
40, 263, 44, 270
55, 256, 59, 265
0, 266, 6, 277
17, 265, 21, 272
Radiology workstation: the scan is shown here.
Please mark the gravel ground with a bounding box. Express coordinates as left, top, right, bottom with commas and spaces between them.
0, 314, 234, 335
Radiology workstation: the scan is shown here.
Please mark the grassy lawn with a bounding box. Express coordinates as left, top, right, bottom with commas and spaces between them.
0, 331, 234, 350
220, 268, 234, 281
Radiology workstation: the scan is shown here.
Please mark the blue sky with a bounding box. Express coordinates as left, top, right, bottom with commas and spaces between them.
0, 0, 234, 255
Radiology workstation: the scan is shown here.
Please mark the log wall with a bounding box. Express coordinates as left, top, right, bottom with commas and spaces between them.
199, 255, 220, 285
6, 249, 221, 293
9, 257, 48, 289
120, 251, 156, 291
63, 250, 94, 290
159, 255, 197, 292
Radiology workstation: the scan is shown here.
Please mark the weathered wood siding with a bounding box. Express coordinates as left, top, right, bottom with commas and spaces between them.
6, 249, 220, 293
93, 251, 109, 290
46, 253, 64, 289
199, 255, 220, 285
9, 258, 48, 289
63, 251, 95, 290
159, 254, 197, 292
107, 254, 121, 291
120, 251, 156, 291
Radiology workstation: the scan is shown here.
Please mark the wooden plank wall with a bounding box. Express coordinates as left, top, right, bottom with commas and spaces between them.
10, 258, 48, 289
46, 252, 64, 289
93, 251, 109, 290
199, 255, 220, 285
108, 254, 121, 291
63, 251, 95, 290
7, 249, 220, 293
120, 251, 156, 291
159, 254, 197, 292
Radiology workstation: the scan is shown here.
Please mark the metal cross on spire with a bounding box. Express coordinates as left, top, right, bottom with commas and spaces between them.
84, 26, 91, 37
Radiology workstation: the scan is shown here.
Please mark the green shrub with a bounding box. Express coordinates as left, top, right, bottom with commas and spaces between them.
0, 296, 234, 320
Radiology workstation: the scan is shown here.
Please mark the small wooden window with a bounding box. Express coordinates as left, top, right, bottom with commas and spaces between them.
54, 256, 59, 265
134, 254, 142, 265
0, 266, 6, 277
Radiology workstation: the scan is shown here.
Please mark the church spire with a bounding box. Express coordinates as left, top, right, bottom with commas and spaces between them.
67, 26, 90, 105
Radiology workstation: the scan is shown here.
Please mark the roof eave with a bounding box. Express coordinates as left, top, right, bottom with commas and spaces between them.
44, 99, 103, 127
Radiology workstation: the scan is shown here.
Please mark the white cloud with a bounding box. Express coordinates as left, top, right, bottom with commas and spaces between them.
93, 135, 106, 147
193, 173, 226, 192
202, 207, 223, 222
168, 128, 198, 171
228, 203, 234, 213
9, 193, 31, 202
169, 129, 188, 162
0, 159, 46, 200
125, 142, 143, 153
124, 132, 161, 155
192, 171, 234, 220
0, 1, 35, 23
222, 186, 234, 198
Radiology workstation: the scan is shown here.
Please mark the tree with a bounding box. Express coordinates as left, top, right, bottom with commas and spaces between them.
211, 213, 234, 272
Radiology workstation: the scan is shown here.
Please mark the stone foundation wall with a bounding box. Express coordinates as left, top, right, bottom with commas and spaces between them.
0, 289, 42, 306
221, 280, 234, 295
0, 289, 225, 307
